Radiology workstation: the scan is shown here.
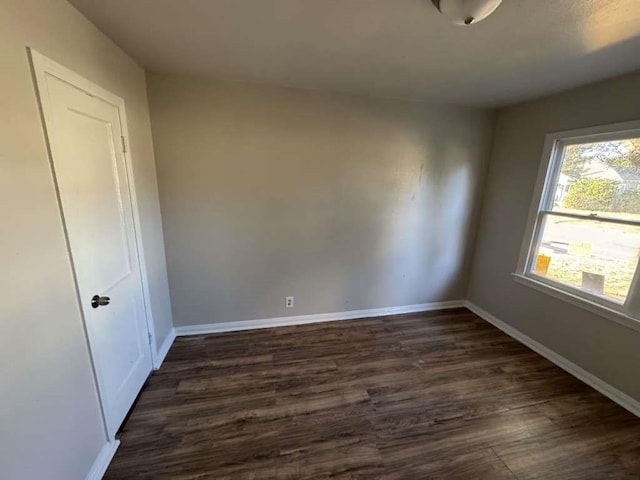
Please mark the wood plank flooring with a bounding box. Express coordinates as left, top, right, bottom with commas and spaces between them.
105, 308, 640, 479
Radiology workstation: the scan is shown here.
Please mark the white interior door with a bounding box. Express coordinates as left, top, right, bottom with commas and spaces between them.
32, 52, 152, 438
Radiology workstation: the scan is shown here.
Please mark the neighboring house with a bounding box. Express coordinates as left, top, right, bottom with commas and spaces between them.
555, 160, 640, 206
554, 173, 572, 205
582, 159, 640, 191
617, 169, 640, 192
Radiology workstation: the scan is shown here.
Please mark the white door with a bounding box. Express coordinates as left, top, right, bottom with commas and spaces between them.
32, 53, 153, 438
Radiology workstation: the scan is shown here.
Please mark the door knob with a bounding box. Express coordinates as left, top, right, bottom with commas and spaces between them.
91, 295, 111, 308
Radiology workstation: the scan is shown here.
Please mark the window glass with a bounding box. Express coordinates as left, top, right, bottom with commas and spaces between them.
552, 138, 640, 220
532, 214, 640, 303
530, 136, 640, 305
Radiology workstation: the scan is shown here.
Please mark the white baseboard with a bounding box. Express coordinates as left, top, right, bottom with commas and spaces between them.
85, 440, 120, 480
174, 300, 464, 336
464, 300, 640, 418
154, 328, 176, 370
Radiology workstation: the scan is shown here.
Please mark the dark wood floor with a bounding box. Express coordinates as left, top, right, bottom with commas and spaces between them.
105, 308, 640, 479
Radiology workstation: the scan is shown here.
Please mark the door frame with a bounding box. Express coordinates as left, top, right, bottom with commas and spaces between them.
28, 48, 157, 439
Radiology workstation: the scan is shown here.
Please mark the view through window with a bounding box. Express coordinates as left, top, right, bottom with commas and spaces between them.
530, 136, 640, 304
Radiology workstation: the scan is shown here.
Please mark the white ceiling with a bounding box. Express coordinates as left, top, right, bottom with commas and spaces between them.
69, 0, 640, 107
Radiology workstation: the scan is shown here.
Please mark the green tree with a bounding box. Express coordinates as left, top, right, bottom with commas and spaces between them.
561, 145, 588, 178
613, 189, 640, 214
563, 178, 618, 212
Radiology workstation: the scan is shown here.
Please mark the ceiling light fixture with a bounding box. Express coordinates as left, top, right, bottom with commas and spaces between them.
431, 0, 503, 26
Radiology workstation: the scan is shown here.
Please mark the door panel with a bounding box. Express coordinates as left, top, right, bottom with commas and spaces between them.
60, 107, 133, 288
41, 72, 152, 437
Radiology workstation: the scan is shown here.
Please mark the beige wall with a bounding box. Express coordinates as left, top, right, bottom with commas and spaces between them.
0, 1, 172, 478
468, 70, 640, 403
147, 73, 495, 327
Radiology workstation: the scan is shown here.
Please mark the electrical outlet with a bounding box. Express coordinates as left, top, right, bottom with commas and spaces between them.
285, 296, 294, 308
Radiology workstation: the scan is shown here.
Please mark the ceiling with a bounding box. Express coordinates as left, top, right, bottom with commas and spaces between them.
69, 0, 640, 107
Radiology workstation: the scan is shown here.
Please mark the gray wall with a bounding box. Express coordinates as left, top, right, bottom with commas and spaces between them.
147, 73, 495, 326
0, 0, 172, 478
468, 70, 640, 402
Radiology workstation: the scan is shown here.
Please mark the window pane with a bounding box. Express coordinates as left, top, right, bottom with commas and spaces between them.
531, 214, 640, 303
552, 138, 640, 220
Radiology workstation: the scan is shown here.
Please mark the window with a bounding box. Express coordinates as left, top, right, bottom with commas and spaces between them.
517, 121, 640, 322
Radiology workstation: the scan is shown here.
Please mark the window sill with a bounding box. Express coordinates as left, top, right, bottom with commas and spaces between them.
512, 273, 640, 333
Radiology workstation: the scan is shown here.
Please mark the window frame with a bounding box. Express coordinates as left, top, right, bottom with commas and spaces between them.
515, 120, 640, 332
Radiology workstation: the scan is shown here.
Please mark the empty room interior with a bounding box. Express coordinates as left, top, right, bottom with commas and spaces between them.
5, 0, 640, 478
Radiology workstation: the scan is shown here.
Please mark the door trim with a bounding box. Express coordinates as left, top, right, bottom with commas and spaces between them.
28, 48, 157, 439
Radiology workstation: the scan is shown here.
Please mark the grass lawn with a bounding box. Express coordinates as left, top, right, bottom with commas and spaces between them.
544, 255, 632, 302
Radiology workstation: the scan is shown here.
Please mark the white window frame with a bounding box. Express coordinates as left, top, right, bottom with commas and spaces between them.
514, 120, 640, 333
